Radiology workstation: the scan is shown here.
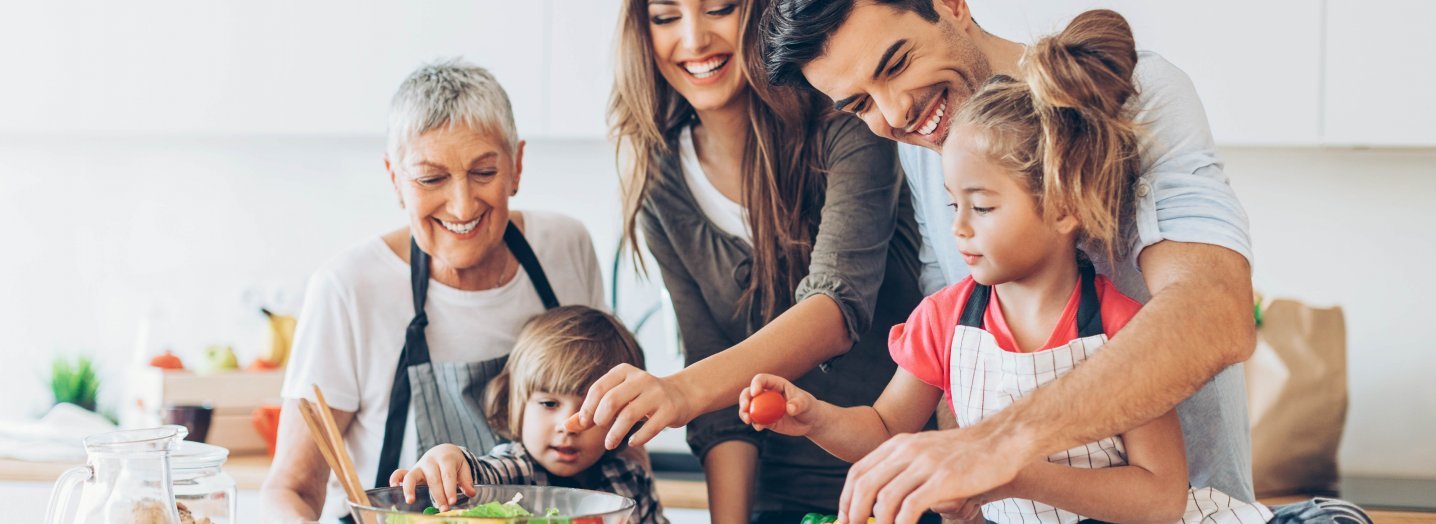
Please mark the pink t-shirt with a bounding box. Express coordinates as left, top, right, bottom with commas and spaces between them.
889, 275, 1143, 392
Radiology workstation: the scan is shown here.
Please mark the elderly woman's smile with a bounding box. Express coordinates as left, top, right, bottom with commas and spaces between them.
436, 215, 482, 236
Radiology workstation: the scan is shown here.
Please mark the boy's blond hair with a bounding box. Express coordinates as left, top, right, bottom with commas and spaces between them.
483, 306, 645, 441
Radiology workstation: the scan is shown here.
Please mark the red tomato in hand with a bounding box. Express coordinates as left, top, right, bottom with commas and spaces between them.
748, 390, 787, 425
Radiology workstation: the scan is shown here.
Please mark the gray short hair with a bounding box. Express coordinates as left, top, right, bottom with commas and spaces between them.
387, 58, 519, 162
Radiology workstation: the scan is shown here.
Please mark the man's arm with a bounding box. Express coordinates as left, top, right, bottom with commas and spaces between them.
835, 241, 1254, 524
997, 240, 1255, 453
261, 399, 355, 523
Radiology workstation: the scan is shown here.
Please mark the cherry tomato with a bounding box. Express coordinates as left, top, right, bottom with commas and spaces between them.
747, 390, 787, 425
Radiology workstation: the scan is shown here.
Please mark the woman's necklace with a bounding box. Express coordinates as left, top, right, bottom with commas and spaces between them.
490, 252, 515, 290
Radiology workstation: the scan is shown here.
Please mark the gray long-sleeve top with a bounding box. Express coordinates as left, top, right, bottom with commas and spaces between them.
639, 115, 925, 513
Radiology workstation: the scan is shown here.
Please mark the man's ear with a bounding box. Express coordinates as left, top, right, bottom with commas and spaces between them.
934, 0, 975, 31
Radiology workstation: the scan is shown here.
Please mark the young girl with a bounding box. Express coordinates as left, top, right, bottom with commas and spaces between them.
740, 11, 1271, 524
392, 306, 667, 524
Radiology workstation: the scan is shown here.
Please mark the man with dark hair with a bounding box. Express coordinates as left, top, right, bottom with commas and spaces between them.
756, 2, 1353, 524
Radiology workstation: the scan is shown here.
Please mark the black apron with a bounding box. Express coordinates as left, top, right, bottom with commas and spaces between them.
371, 221, 559, 489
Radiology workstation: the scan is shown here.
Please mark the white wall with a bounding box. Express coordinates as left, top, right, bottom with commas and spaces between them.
1224, 147, 1436, 479
2, 0, 1432, 485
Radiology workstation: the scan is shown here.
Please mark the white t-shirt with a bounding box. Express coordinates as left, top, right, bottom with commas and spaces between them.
679, 126, 751, 243
280, 211, 605, 521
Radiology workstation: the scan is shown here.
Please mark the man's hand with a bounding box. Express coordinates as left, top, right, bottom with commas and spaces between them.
837, 426, 1024, 524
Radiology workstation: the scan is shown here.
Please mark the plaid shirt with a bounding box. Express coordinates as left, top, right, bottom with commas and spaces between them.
459, 443, 668, 524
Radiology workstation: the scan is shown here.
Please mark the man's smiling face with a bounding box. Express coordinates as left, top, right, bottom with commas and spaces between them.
799, 0, 992, 151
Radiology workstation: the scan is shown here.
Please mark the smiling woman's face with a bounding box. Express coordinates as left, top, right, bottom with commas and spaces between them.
647, 0, 747, 112
387, 125, 523, 279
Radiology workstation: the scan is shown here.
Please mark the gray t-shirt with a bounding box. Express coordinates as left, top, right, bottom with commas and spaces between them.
899, 50, 1256, 501
641, 115, 925, 513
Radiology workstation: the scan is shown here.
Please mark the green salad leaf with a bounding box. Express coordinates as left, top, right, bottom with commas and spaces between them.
453, 501, 533, 517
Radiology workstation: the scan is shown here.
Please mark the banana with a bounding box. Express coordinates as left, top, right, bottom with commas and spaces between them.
260, 308, 298, 367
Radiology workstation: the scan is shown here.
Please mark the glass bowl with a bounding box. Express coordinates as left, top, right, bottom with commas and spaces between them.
348, 485, 636, 523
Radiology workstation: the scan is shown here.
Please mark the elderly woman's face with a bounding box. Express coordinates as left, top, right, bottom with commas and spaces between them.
387, 125, 523, 273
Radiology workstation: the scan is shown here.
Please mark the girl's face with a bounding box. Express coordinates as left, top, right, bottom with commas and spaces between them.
519, 391, 607, 478
942, 125, 1077, 285
647, 0, 746, 112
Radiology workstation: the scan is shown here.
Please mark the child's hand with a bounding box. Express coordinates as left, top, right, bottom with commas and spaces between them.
738, 374, 823, 436
388, 444, 476, 511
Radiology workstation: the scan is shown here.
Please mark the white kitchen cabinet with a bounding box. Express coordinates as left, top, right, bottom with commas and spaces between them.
0, 0, 549, 137
1323, 0, 1436, 147
546, 0, 623, 139
967, 1, 1324, 146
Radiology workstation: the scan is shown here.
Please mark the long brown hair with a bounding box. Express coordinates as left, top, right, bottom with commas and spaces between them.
609, 0, 828, 322
952, 9, 1142, 264
483, 306, 645, 441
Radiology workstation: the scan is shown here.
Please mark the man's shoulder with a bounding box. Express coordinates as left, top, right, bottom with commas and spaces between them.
1131, 50, 1210, 127
1133, 50, 1195, 101
1128, 50, 1224, 181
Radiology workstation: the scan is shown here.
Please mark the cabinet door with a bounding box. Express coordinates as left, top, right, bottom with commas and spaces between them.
1323, 0, 1436, 146
968, 1, 1323, 146
546, 0, 622, 139
0, 0, 548, 137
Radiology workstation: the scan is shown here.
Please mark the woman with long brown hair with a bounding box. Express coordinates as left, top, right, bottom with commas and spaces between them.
568, 0, 925, 522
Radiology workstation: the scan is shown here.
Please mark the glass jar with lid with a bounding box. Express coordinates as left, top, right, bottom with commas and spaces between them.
170, 441, 236, 524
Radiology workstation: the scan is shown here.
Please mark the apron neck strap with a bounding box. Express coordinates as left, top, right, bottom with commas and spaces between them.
409, 238, 431, 313
956, 263, 1105, 338
404, 238, 432, 366
958, 283, 991, 328
504, 221, 560, 310
1074, 263, 1104, 338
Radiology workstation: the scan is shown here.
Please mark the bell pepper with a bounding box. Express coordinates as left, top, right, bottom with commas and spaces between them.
799, 514, 875, 524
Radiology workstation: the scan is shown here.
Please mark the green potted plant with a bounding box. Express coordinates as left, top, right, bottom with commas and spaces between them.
51, 355, 100, 412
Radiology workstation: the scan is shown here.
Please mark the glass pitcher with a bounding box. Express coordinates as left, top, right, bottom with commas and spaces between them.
45, 426, 182, 524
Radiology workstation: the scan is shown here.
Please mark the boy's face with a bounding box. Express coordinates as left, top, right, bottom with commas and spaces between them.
799, 0, 992, 151
942, 125, 1074, 285
521, 391, 608, 477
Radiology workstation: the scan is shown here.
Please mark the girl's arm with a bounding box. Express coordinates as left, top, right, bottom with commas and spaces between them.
999, 409, 1190, 523
742, 369, 943, 463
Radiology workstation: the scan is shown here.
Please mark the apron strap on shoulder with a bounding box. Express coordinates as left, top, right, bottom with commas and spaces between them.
958, 283, 991, 328
1074, 263, 1105, 338
504, 221, 560, 310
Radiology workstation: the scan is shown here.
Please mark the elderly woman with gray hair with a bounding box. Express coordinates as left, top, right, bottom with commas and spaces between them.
261, 59, 605, 522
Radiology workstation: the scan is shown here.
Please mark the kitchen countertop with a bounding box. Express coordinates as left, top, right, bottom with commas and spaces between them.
5, 456, 1431, 521
0, 454, 711, 510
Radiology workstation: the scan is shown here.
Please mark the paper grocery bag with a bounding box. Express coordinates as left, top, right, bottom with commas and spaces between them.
1245, 298, 1347, 497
